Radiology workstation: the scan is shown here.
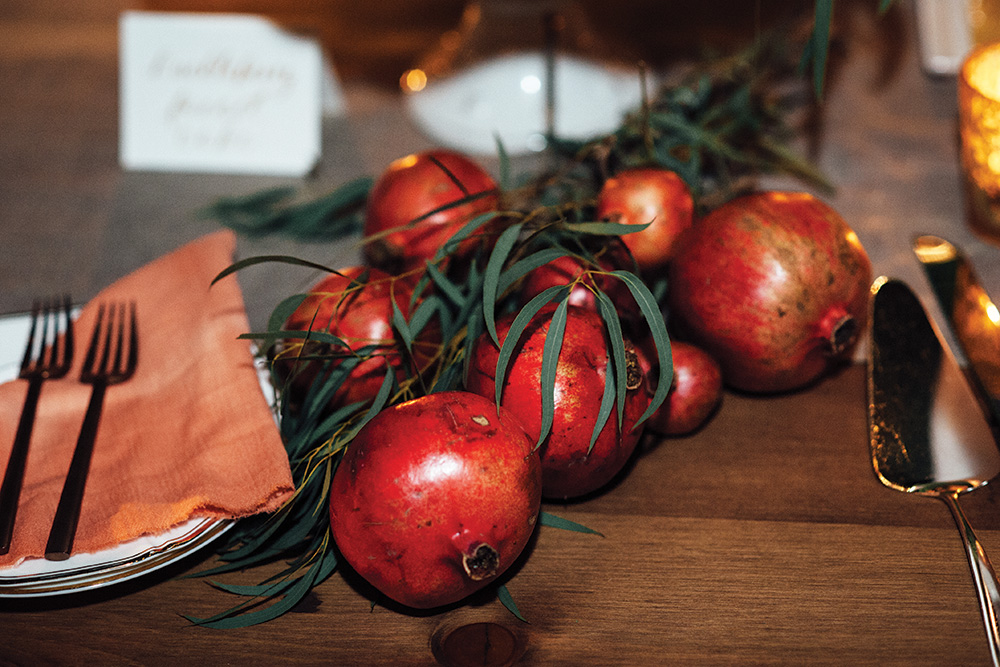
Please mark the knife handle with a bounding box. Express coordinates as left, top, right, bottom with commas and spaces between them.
942, 492, 1000, 666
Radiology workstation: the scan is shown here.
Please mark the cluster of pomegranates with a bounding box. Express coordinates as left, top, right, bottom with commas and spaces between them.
273, 148, 872, 610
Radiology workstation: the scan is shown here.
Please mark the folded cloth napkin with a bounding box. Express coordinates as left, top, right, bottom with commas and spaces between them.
0, 230, 293, 568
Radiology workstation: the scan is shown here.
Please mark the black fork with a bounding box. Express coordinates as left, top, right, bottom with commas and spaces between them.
0, 296, 74, 555
45, 302, 138, 561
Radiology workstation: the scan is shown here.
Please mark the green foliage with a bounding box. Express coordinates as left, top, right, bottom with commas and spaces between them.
187, 12, 891, 625
496, 584, 527, 623
545, 36, 832, 212
202, 177, 372, 241
539, 511, 604, 536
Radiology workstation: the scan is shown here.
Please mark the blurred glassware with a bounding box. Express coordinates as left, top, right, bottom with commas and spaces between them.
959, 42, 1000, 242
970, 0, 1000, 46
400, 0, 644, 156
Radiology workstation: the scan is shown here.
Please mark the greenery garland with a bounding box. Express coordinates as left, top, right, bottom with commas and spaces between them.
187, 6, 891, 629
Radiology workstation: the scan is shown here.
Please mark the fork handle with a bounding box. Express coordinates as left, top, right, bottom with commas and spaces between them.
45, 381, 107, 561
0, 377, 44, 555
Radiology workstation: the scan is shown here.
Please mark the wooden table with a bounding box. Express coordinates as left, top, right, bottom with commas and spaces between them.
4, 1, 1000, 664
3, 364, 999, 664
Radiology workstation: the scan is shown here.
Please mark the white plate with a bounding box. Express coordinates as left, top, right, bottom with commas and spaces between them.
0, 309, 273, 597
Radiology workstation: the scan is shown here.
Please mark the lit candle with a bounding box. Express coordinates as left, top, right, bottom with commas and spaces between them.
959, 43, 1000, 239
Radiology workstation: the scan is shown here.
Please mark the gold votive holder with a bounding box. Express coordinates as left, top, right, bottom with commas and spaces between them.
959, 42, 1000, 241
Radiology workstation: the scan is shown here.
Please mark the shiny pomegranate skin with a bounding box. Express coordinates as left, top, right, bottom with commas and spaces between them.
466, 305, 650, 499
329, 391, 541, 609
642, 340, 723, 435
276, 267, 429, 408
595, 168, 694, 273
667, 191, 872, 393
363, 150, 499, 271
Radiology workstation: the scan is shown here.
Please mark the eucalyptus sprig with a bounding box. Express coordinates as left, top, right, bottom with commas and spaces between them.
188, 8, 895, 626
193, 203, 661, 627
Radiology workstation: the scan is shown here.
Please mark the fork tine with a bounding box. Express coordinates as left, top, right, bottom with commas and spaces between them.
18, 300, 41, 375
43, 297, 61, 371
125, 301, 138, 379
59, 294, 74, 374
81, 303, 106, 378
110, 303, 125, 376
98, 304, 116, 376
39, 298, 53, 373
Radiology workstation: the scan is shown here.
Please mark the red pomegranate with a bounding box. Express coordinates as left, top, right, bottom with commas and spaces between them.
363, 150, 500, 271
667, 191, 872, 393
275, 267, 433, 409
465, 305, 650, 499
518, 240, 640, 328
329, 391, 541, 609
595, 167, 694, 274
641, 340, 723, 435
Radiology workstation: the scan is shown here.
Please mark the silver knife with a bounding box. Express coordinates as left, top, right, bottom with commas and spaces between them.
869, 276, 1000, 664
913, 235, 1000, 430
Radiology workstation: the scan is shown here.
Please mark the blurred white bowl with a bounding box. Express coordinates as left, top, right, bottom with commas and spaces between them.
405, 52, 643, 156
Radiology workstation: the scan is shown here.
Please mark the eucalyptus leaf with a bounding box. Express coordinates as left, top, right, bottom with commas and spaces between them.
496, 584, 528, 623
343, 367, 396, 441
204, 178, 371, 241
495, 248, 571, 295
493, 285, 568, 410
212, 256, 342, 286
238, 329, 349, 349
483, 222, 525, 345
431, 210, 499, 262
561, 221, 651, 236
594, 290, 626, 444
425, 261, 466, 306
391, 299, 413, 353
539, 511, 604, 536
267, 294, 309, 334
610, 271, 673, 425
537, 298, 569, 449
187, 545, 334, 629
209, 577, 297, 598
590, 361, 616, 455
408, 294, 440, 339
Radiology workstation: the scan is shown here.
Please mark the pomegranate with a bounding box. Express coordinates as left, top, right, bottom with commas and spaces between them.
518, 240, 641, 328
641, 340, 723, 435
363, 150, 500, 271
465, 305, 650, 499
274, 267, 433, 409
667, 190, 872, 393
329, 391, 541, 609
595, 167, 694, 274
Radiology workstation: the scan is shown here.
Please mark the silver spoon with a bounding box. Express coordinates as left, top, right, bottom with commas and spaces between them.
868, 277, 1000, 665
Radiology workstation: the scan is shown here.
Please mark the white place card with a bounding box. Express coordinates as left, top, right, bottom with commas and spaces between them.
119, 11, 324, 176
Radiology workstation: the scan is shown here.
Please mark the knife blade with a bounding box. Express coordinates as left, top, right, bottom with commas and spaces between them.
913, 235, 1000, 430
868, 276, 1000, 664
869, 276, 1000, 490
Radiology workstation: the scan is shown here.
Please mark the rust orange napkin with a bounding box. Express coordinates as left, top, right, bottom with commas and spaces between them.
0, 230, 293, 568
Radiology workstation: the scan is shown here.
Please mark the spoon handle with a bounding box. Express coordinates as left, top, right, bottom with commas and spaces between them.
942, 492, 1000, 666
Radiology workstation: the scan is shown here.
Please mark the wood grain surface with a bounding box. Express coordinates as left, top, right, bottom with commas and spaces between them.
3, 365, 999, 665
